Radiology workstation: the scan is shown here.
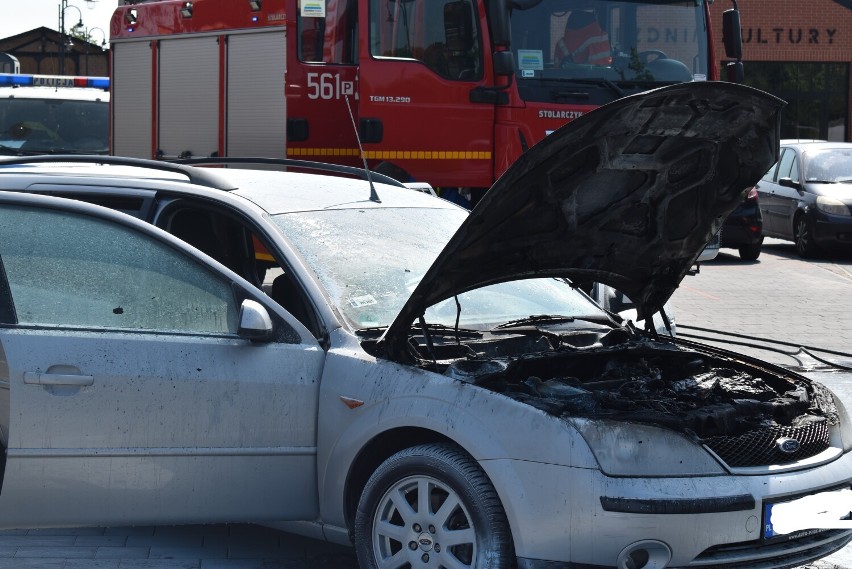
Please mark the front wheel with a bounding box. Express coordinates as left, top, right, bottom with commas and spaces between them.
795, 216, 820, 258
354, 443, 515, 569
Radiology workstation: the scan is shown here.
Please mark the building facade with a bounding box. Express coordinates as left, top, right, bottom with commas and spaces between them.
709, 0, 851, 142
0, 27, 108, 78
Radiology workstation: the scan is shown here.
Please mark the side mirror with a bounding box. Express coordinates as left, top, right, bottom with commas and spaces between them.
238, 299, 273, 341
725, 61, 744, 83
493, 50, 515, 76
722, 8, 743, 60
488, 0, 511, 47
778, 177, 803, 191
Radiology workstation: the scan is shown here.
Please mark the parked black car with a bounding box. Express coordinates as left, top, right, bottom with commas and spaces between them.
756, 141, 852, 257
720, 186, 763, 260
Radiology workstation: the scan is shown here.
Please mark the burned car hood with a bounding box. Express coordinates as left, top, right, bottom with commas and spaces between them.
385, 82, 783, 358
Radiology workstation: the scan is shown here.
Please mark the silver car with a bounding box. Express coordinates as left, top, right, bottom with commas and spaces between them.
0, 82, 850, 569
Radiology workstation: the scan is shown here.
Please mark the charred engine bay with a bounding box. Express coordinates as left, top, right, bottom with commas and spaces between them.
438, 336, 839, 440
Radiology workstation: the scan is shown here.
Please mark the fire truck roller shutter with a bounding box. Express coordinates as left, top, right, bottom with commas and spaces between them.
227, 31, 287, 158
159, 36, 219, 160
112, 41, 153, 158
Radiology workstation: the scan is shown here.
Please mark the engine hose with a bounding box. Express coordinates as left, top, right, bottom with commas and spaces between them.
677, 324, 852, 370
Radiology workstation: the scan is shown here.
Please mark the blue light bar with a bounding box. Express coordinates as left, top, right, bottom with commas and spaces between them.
0, 73, 109, 90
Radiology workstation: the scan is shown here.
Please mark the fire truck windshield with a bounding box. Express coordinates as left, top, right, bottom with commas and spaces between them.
510, 0, 710, 105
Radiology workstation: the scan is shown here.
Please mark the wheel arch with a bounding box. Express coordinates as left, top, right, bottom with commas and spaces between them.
343, 427, 455, 534
373, 161, 413, 183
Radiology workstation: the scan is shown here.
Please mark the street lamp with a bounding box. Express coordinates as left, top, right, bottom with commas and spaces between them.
83, 26, 107, 75
58, 0, 84, 75
86, 27, 107, 47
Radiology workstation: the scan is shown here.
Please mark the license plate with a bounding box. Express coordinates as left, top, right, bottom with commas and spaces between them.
764, 487, 852, 539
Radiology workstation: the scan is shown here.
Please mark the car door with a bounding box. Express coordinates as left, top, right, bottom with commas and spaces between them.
0, 192, 324, 528
757, 147, 794, 237
754, 154, 780, 235
769, 147, 805, 239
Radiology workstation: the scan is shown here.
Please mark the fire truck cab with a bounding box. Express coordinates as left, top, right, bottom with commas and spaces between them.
109, 0, 735, 196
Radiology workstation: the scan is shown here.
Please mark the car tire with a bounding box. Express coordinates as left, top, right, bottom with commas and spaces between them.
794, 216, 819, 258
738, 241, 762, 261
354, 443, 514, 569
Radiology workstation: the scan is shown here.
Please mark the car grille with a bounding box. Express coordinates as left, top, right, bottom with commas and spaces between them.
702, 420, 829, 467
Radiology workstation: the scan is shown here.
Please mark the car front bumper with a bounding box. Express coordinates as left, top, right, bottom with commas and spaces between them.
481, 448, 852, 569
812, 210, 852, 248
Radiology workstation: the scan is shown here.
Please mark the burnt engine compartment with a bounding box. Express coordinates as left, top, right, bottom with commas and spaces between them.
442, 341, 839, 441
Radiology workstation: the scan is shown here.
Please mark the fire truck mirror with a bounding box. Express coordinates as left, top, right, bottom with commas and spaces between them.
493, 51, 515, 76
725, 61, 744, 84
722, 8, 742, 60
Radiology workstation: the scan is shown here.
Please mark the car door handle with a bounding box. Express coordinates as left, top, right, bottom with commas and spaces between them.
24, 372, 94, 386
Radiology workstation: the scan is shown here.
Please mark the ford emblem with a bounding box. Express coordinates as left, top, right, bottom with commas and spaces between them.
776, 437, 801, 454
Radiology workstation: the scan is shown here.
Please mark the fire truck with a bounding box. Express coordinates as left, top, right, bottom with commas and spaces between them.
109, 0, 743, 198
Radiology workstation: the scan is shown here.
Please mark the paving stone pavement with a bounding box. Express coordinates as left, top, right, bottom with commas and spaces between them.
3, 239, 851, 569
670, 238, 852, 369
0, 524, 358, 568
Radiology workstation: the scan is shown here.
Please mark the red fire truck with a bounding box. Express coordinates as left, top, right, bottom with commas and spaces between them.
109, 0, 742, 199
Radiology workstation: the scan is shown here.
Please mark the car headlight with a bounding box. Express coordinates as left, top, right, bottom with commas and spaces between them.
816, 196, 852, 216
832, 391, 852, 452
569, 418, 726, 476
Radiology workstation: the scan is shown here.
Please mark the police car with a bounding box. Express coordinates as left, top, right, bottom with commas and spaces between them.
0, 73, 109, 156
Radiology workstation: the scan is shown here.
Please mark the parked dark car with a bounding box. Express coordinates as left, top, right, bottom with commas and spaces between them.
756, 141, 852, 257
720, 186, 763, 260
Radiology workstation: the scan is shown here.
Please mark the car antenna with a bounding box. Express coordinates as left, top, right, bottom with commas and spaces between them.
344, 95, 381, 203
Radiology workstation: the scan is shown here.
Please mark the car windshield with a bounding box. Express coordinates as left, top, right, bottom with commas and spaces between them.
803, 148, 852, 182
273, 207, 607, 330
0, 97, 108, 154
510, 0, 707, 104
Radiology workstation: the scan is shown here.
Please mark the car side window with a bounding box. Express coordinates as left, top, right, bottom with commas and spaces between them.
776, 148, 796, 181
788, 153, 800, 183
0, 204, 240, 333
761, 159, 779, 182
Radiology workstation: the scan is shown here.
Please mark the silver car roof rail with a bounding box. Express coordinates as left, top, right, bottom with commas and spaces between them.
0, 155, 238, 191
0, 155, 409, 191
171, 156, 408, 188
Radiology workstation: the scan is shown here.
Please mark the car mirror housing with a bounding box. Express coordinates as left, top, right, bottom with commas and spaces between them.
238, 299, 273, 341
778, 177, 802, 191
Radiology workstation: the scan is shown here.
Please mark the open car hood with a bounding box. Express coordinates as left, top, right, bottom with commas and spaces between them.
385, 82, 783, 360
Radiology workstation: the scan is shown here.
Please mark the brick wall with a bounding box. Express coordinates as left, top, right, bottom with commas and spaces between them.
708, 0, 852, 139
